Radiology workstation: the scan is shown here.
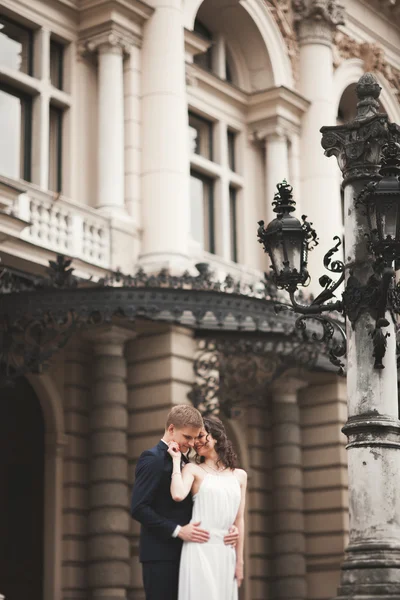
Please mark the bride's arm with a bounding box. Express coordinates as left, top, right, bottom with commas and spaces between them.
234, 470, 248, 588
170, 459, 196, 502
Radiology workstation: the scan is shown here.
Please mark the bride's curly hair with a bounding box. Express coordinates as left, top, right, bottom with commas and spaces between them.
196, 416, 238, 470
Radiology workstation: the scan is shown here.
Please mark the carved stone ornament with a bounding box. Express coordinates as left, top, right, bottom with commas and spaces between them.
263, 1, 299, 82
333, 32, 400, 97
321, 73, 400, 182
292, 0, 345, 44
79, 27, 136, 58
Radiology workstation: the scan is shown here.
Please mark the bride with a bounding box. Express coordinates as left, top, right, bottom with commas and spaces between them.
167, 416, 247, 600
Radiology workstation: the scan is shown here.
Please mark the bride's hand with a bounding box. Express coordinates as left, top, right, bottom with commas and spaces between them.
235, 561, 244, 588
167, 441, 182, 459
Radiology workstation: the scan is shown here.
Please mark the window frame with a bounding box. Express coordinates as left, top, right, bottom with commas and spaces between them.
0, 82, 32, 181
190, 169, 215, 255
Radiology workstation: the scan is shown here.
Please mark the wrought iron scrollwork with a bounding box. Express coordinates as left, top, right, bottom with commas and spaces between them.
0, 254, 294, 384
188, 333, 322, 418
271, 238, 346, 374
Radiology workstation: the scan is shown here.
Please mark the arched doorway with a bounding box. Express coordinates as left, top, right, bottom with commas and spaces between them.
0, 377, 45, 600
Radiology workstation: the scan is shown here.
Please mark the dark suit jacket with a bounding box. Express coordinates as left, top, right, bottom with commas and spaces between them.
130, 440, 193, 563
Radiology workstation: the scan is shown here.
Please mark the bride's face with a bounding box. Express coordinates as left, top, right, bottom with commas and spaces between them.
195, 429, 216, 457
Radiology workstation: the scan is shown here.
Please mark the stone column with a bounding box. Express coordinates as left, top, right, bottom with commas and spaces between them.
293, 1, 344, 292
86, 326, 135, 600
270, 378, 308, 600
140, 0, 190, 269
321, 74, 400, 599
85, 33, 128, 214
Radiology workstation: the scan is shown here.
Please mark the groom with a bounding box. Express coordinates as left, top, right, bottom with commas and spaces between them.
131, 404, 238, 600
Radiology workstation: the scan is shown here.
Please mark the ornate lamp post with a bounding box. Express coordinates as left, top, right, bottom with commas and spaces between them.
258, 73, 400, 599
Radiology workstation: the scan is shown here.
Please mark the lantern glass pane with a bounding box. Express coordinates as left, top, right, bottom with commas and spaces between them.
270, 240, 285, 274
381, 199, 399, 240
285, 235, 302, 274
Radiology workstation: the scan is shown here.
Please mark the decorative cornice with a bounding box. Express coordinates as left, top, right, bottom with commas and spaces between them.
333, 31, 400, 97
292, 0, 345, 45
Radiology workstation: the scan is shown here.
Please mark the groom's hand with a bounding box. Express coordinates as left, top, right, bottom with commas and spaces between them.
178, 522, 210, 543
224, 525, 239, 547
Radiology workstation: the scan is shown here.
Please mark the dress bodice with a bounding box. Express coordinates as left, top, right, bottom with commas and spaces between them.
192, 474, 241, 540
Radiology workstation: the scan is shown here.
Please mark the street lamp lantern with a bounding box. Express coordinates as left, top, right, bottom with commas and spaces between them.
357, 141, 400, 267
257, 180, 318, 292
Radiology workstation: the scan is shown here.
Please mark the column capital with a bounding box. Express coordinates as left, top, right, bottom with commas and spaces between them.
83, 325, 137, 356
293, 0, 345, 46
79, 27, 139, 58
250, 126, 290, 147
321, 72, 400, 183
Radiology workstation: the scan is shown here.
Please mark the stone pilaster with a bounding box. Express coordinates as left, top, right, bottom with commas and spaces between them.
86, 326, 135, 600
247, 402, 271, 600
293, 0, 345, 293
126, 325, 196, 599
270, 378, 308, 600
299, 377, 348, 599
321, 73, 400, 600
62, 340, 91, 600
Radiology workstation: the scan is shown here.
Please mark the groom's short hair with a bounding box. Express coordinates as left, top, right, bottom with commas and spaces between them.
166, 405, 203, 430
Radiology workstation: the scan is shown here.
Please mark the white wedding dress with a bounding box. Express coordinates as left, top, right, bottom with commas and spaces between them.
178, 473, 241, 600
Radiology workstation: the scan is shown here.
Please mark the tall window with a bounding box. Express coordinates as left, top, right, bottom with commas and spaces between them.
190, 172, 215, 254
0, 86, 32, 180
0, 15, 69, 191
189, 109, 242, 261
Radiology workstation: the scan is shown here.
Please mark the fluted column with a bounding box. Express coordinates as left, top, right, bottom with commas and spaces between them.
270, 378, 308, 600
293, 0, 345, 291
86, 326, 135, 600
140, 0, 190, 269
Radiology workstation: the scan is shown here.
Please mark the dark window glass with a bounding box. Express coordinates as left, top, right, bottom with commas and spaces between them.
190, 171, 215, 254
227, 130, 236, 171
0, 17, 33, 75
49, 106, 63, 192
193, 19, 213, 71
229, 186, 238, 262
189, 112, 213, 160
0, 86, 32, 181
50, 40, 64, 90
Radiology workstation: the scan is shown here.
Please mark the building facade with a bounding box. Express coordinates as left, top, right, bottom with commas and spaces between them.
0, 1, 400, 599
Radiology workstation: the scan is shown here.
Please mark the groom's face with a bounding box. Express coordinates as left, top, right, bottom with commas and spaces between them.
169, 425, 201, 454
